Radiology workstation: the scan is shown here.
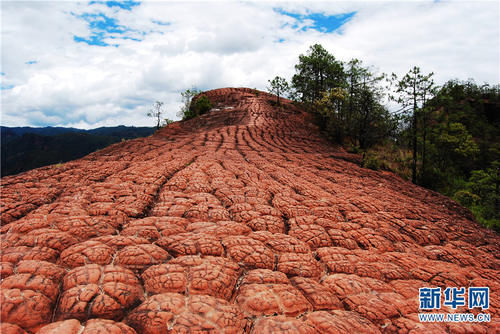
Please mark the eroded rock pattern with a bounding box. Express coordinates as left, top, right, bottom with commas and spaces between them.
37, 319, 137, 334
0, 88, 498, 333
57, 264, 144, 321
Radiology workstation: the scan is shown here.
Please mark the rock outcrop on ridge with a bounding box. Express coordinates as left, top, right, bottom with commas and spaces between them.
1, 88, 498, 333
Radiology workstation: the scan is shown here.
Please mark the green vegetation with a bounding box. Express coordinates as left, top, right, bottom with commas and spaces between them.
267, 76, 289, 106
291, 44, 344, 103
164, 118, 174, 126
421, 81, 500, 229
177, 88, 213, 120
391, 66, 436, 183
275, 43, 500, 230
288, 45, 397, 152
192, 96, 213, 116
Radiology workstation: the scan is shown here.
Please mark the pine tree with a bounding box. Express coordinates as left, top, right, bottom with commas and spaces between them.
291, 44, 345, 104
267, 76, 289, 106
392, 66, 435, 184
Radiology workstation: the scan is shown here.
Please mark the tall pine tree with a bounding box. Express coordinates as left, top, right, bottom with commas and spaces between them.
392, 66, 435, 184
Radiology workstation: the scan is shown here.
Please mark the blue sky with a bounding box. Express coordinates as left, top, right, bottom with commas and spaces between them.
72, 10, 147, 46
73, 4, 356, 47
1, 0, 498, 128
276, 9, 356, 34
89, 0, 141, 10
73, 12, 131, 46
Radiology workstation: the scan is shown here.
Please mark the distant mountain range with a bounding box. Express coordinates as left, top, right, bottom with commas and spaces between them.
1, 126, 156, 176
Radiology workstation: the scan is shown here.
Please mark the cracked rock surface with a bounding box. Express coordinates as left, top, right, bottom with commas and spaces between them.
1, 88, 498, 333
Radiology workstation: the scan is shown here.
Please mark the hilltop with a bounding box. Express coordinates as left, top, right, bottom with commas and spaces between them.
0, 88, 498, 333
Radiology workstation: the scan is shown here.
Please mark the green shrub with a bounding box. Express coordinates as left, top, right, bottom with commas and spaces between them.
163, 118, 174, 126
364, 154, 380, 170
347, 146, 359, 154
470, 205, 500, 231
192, 96, 212, 116
182, 108, 196, 120
454, 190, 480, 207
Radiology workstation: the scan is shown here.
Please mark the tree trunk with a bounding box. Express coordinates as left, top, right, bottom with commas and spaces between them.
320, 68, 324, 98
496, 165, 499, 218
349, 73, 354, 142
412, 82, 418, 184
422, 97, 427, 184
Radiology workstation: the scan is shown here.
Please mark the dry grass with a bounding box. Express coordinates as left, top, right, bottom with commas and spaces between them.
365, 143, 413, 180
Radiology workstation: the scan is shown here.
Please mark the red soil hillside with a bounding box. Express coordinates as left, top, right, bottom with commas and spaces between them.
0, 87, 498, 333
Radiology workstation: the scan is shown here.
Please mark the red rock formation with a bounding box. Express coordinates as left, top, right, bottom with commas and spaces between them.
0, 87, 498, 333
57, 264, 144, 321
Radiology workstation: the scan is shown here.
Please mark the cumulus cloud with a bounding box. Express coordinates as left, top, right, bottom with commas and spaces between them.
1, 0, 498, 128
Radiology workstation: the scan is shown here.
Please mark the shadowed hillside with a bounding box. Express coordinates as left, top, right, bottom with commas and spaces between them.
0, 88, 498, 333
1, 126, 155, 176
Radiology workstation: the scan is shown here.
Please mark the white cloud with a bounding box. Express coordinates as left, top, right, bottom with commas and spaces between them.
1, 0, 498, 128
334, 1, 500, 84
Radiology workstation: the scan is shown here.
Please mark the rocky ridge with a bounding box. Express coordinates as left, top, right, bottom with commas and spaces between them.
0, 87, 498, 333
